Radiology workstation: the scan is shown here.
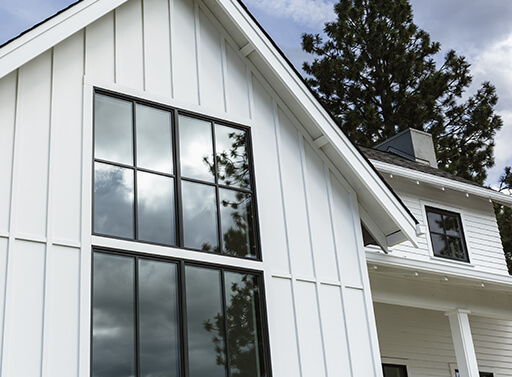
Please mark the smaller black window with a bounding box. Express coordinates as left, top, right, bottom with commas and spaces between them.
455, 370, 493, 377
383, 363, 408, 377
426, 206, 469, 262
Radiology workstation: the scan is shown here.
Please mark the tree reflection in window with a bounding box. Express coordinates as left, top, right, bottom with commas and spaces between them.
93, 91, 259, 260
203, 272, 262, 377
426, 207, 469, 262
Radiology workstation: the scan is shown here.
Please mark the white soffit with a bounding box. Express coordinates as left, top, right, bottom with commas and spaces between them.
0, 0, 128, 80
372, 159, 512, 207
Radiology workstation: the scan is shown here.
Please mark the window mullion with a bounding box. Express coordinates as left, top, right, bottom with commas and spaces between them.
212, 122, 223, 253
180, 261, 190, 377
175, 111, 184, 248
220, 269, 231, 377
133, 101, 139, 240
134, 256, 141, 377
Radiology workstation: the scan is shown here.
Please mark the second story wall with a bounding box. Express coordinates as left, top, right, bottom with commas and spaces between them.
374, 175, 509, 276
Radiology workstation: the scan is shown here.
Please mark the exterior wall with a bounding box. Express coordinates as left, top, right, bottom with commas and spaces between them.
0, 0, 381, 376
375, 303, 512, 377
376, 176, 509, 275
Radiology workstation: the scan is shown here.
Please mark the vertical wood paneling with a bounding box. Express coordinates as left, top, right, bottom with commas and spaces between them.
344, 288, 375, 377
172, 0, 198, 104
304, 144, 338, 282
45, 245, 80, 377
51, 31, 84, 244
268, 278, 301, 377
277, 108, 314, 278
15, 51, 52, 238
198, 9, 224, 111
318, 284, 353, 377
85, 12, 115, 82
0, 238, 8, 371
143, 0, 172, 96
330, 173, 362, 286
225, 43, 249, 119
295, 281, 327, 377
0, 72, 17, 234
116, 0, 144, 90
251, 77, 288, 272
3, 240, 45, 377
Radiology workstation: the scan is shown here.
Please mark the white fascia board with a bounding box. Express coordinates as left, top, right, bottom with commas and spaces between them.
217, 0, 419, 245
371, 159, 512, 206
366, 252, 512, 288
0, 0, 128, 80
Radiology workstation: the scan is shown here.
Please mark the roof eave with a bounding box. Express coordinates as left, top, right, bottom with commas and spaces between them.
0, 0, 128, 80
371, 159, 512, 206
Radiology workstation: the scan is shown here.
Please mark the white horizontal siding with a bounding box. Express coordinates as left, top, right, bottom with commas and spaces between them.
375, 303, 456, 377
386, 189, 509, 275
471, 315, 512, 376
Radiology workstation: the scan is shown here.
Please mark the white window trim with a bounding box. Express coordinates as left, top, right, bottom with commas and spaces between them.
419, 199, 474, 265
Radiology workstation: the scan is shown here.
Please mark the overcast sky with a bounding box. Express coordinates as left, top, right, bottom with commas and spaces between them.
2, 0, 512, 185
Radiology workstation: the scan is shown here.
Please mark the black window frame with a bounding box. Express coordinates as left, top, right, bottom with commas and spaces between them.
90, 247, 273, 377
425, 206, 470, 263
382, 363, 409, 377
92, 88, 262, 261
455, 369, 494, 377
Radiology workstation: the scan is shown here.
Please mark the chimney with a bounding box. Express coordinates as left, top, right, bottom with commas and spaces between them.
375, 128, 438, 168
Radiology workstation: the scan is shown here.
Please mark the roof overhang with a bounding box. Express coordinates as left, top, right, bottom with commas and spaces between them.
0, 0, 420, 249
371, 159, 512, 207
0, 0, 128, 80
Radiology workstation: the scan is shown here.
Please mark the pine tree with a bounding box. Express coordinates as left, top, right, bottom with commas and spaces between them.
301, 0, 502, 184
496, 168, 512, 274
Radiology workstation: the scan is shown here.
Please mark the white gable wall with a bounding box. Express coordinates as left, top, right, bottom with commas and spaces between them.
0, 0, 384, 376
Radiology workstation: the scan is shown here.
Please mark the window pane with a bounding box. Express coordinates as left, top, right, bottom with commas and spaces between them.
94, 94, 133, 165
431, 233, 448, 257
224, 272, 262, 377
447, 237, 466, 261
94, 162, 134, 239
92, 253, 135, 377
185, 266, 227, 377
215, 125, 250, 189
383, 364, 408, 377
179, 116, 214, 182
182, 181, 219, 251
219, 189, 254, 258
443, 214, 461, 237
136, 104, 173, 174
427, 211, 444, 234
137, 172, 175, 245
139, 259, 180, 377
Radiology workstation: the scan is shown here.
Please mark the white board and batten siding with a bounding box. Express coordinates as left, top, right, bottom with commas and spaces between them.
0, 0, 384, 376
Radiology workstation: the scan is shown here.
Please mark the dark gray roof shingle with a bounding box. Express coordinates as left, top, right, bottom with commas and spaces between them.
359, 146, 482, 188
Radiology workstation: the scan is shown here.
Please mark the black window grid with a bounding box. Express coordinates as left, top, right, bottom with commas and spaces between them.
92, 88, 261, 260
90, 247, 273, 377
426, 206, 469, 263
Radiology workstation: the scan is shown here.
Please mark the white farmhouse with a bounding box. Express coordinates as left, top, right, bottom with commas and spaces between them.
0, 1, 510, 377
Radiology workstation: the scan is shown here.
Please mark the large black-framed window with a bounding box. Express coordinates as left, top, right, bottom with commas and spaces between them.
91, 249, 271, 377
93, 90, 260, 259
425, 206, 469, 262
382, 364, 408, 377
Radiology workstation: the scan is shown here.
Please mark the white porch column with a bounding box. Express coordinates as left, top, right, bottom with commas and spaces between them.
445, 309, 479, 377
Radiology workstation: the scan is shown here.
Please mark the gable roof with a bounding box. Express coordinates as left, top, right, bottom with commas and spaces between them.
0, 0, 420, 249
361, 146, 512, 206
